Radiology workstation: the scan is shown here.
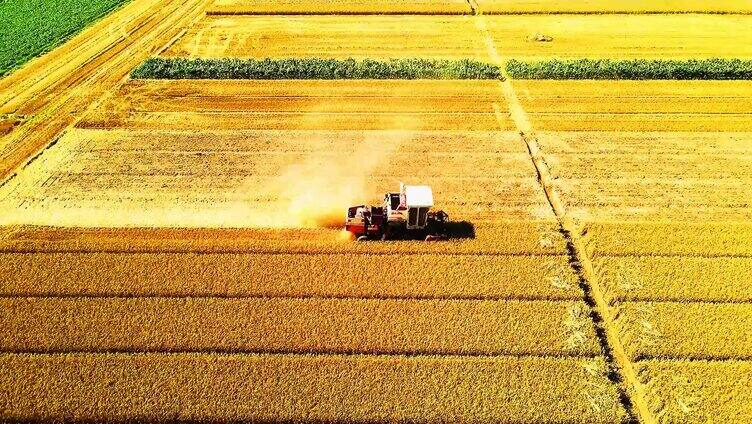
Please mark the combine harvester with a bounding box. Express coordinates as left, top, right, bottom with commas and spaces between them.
345, 183, 449, 241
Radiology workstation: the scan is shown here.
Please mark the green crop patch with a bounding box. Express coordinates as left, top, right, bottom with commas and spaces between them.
0, 0, 131, 77
131, 58, 505, 80
506, 59, 752, 80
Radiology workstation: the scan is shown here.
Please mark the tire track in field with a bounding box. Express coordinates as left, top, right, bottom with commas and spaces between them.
472, 10, 654, 424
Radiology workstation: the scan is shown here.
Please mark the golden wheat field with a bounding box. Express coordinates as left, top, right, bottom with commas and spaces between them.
474, 0, 752, 14
1, 0, 752, 422
208, 0, 473, 15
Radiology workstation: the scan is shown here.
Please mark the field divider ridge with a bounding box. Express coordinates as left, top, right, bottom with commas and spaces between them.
474, 11, 654, 424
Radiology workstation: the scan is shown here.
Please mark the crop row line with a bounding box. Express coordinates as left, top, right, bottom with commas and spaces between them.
5, 294, 750, 306
4, 347, 750, 362
0, 348, 599, 358
0, 294, 578, 302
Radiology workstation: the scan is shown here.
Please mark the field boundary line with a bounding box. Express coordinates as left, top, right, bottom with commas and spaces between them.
0, 347, 599, 358
475, 12, 655, 424
0, 351, 600, 361
203, 11, 471, 16
475, 10, 752, 15
0, 294, 582, 302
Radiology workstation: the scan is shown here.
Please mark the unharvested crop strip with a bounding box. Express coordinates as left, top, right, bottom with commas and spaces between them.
0, 297, 599, 357
474, 11, 653, 424
0, 352, 627, 422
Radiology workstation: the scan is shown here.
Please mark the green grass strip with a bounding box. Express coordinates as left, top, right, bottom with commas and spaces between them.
131, 58, 504, 80
506, 58, 752, 80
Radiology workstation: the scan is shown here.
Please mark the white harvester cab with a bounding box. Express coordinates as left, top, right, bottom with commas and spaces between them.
385, 183, 434, 230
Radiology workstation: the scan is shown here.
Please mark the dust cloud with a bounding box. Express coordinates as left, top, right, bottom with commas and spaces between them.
0, 115, 422, 229
247, 136, 417, 229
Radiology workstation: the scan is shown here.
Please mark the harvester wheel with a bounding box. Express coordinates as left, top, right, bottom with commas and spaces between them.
357, 236, 369, 242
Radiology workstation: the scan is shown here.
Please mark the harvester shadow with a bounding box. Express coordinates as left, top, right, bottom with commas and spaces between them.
383, 220, 476, 241
443, 220, 476, 239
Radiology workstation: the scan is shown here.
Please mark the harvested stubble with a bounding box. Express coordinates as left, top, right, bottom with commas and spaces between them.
536, 132, 752, 156
482, 15, 752, 59
554, 178, 752, 210
0, 353, 626, 422
105, 79, 507, 114
0, 298, 599, 356
79, 78, 514, 130
2, 176, 549, 224
132, 58, 503, 80
506, 59, 752, 80
119, 78, 507, 100
162, 15, 486, 60
69, 128, 530, 154
207, 0, 472, 15
78, 111, 514, 131
637, 359, 752, 423
583, 222, 752, 257
474, 0, 752, 14
596, 256, 752, 303
526, 113, 752, 132
0, 222, 568, 255
546, 153, 752, 180
513, 80, 752, 131
0, 253, 580, 300
615, 302, 752, 361
59, 151, 534, 179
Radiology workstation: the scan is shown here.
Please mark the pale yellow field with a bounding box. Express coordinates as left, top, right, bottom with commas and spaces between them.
163, 15, 487, 59
0, 79, 553, 228
515, 81, 752, 132
475, 0, 752, 14
163, 14, 752, 61
208, 0, 472, 14
486, 14, 752, 59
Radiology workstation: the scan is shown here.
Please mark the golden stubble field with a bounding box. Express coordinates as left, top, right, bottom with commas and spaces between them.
1, 1, 752, 423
